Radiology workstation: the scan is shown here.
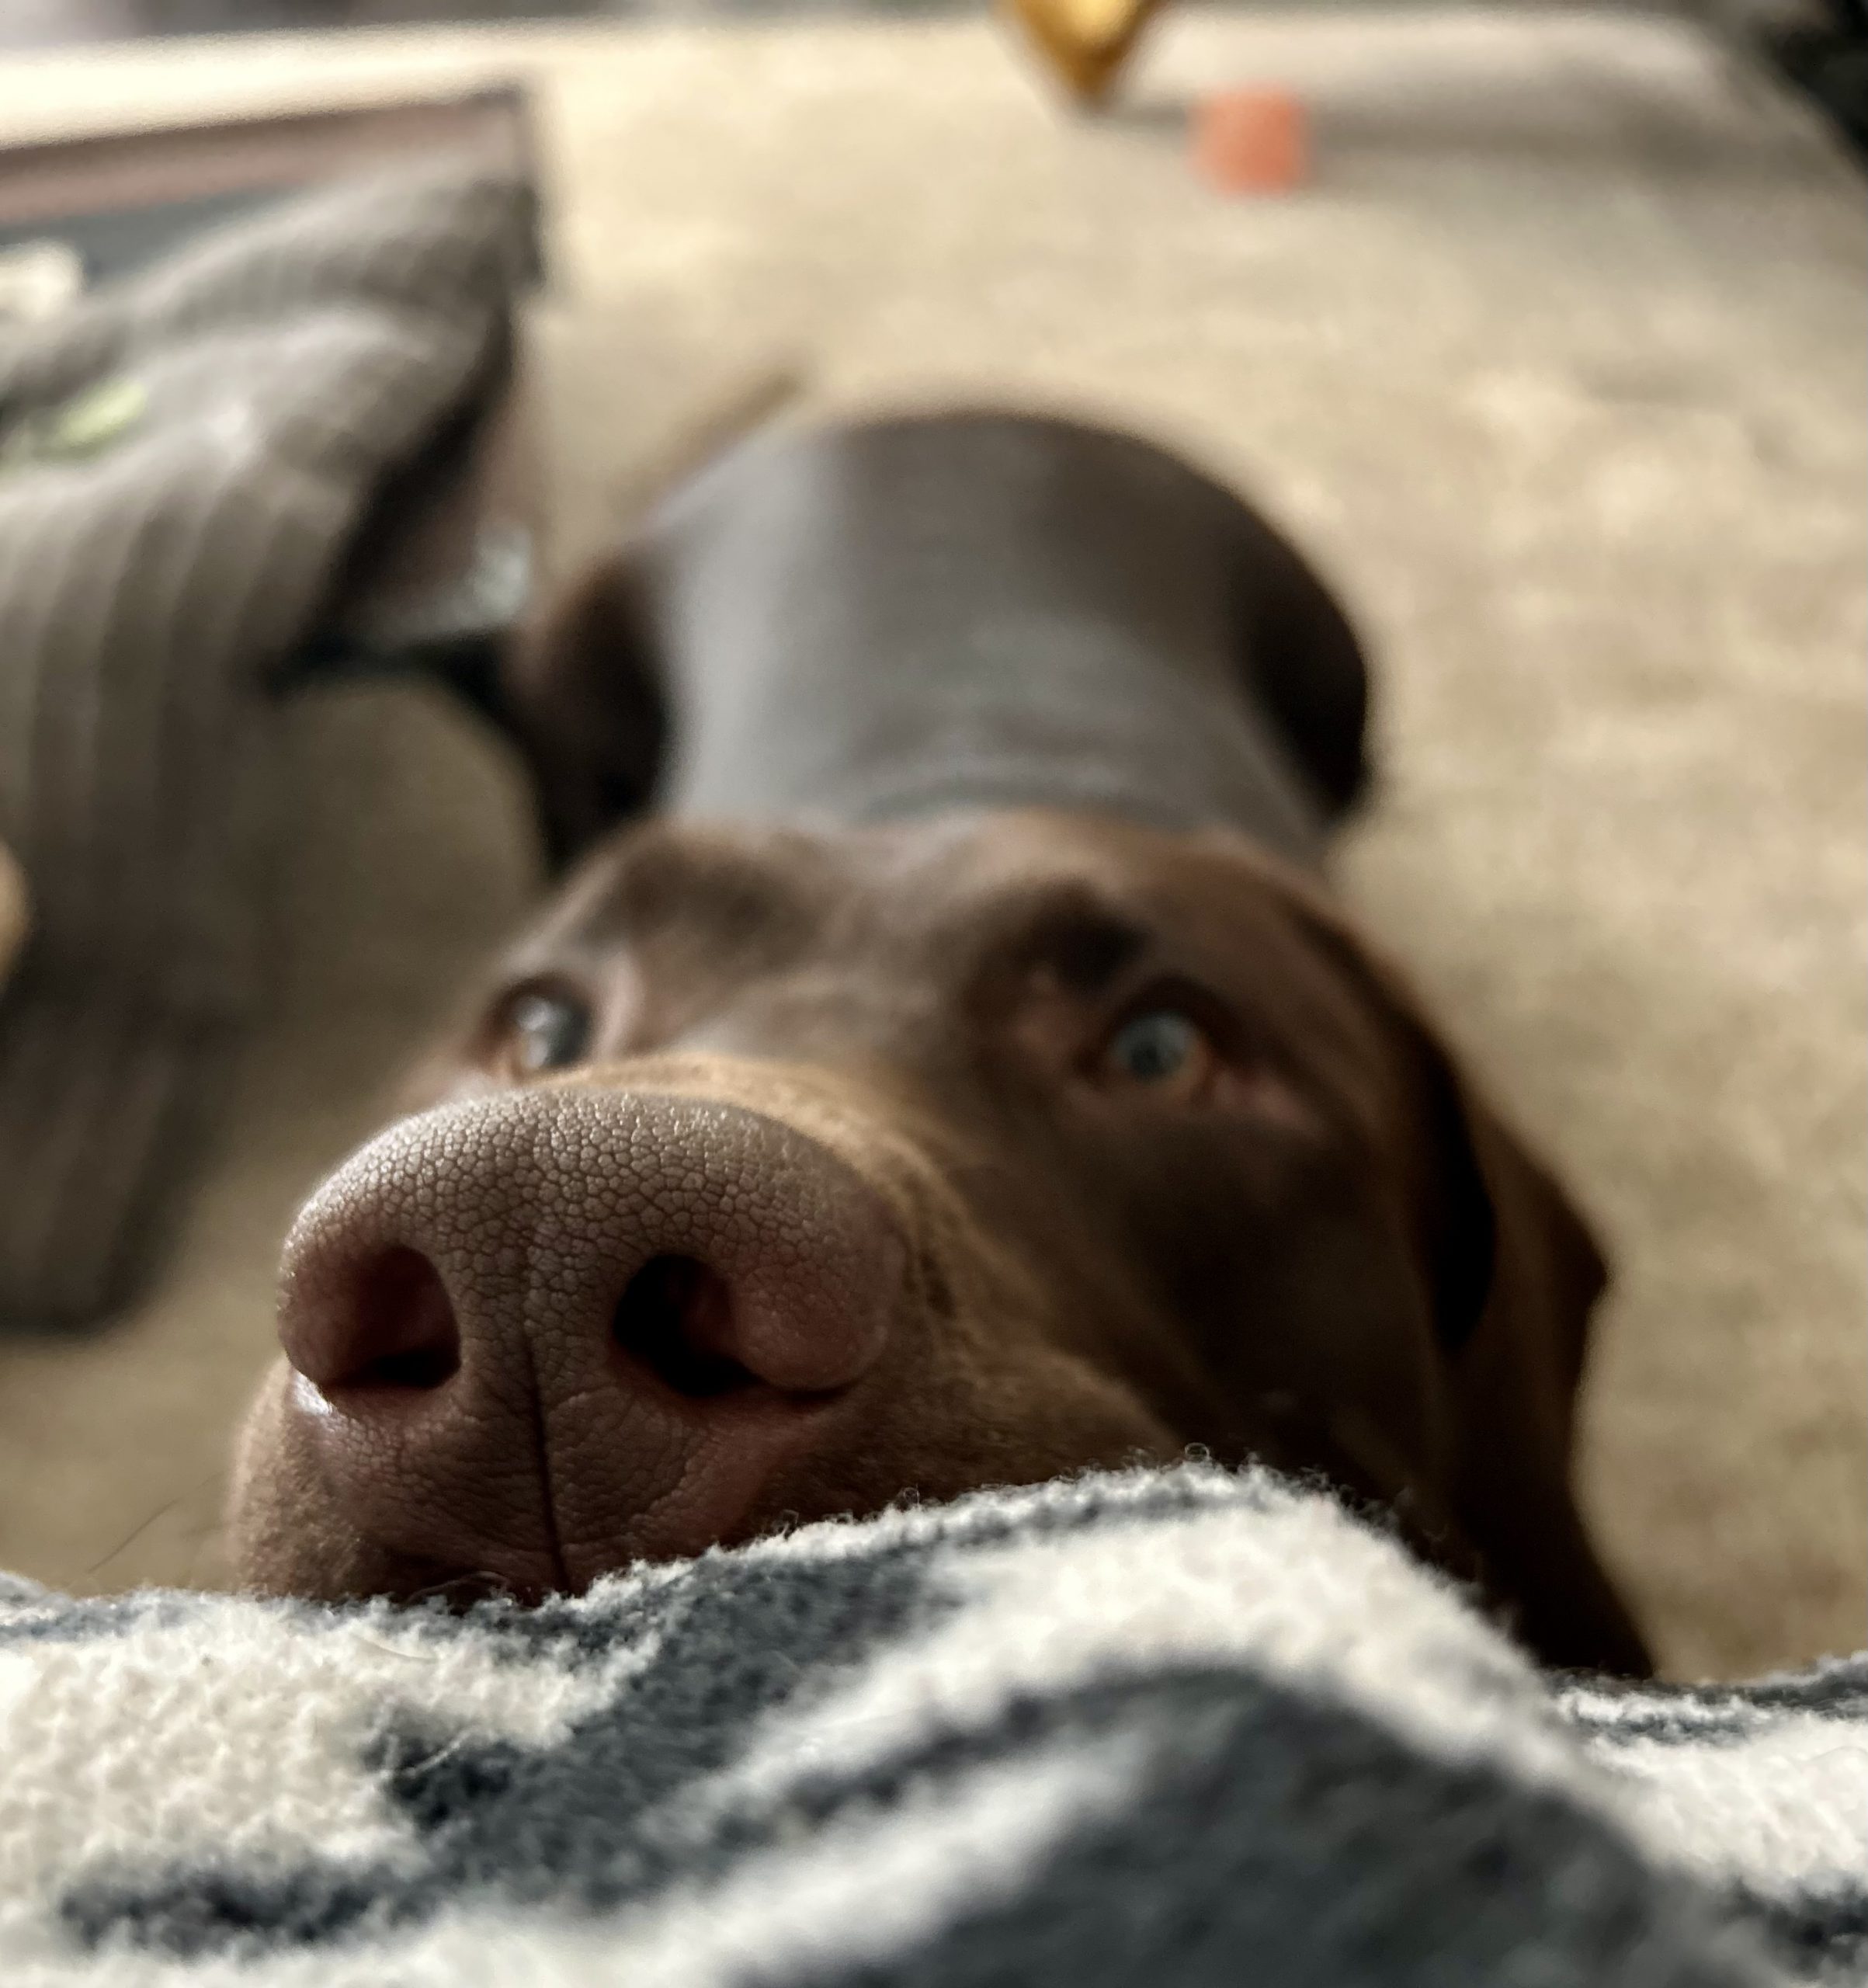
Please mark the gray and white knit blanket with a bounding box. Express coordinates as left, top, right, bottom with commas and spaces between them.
1, 1464, 1861, 1986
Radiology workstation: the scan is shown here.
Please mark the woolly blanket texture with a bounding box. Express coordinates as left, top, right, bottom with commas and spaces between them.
1, 1466, 1863, 1986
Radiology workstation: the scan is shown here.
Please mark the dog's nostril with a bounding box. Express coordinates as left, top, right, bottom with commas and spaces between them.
339, 1245, 463, 1392
613, 1254, 760, 1399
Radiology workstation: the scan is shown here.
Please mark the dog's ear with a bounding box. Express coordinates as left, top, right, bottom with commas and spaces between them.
490, 367, 805, 871
1412, 1028, 1651, 1673
1264, 874, 1651, 1675
498, 551, 668, 873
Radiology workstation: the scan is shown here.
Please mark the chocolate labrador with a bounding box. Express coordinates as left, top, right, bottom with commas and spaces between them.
231, 409, 1650, 1675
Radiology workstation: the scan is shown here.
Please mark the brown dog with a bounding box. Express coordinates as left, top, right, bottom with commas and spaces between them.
231, 411, 1649, 1675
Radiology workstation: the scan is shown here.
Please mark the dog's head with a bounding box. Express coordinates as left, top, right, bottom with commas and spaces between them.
231, 809, 1647, 1672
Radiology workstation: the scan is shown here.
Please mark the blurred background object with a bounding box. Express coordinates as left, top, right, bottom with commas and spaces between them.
3, 0, 1866, 166
0, 1, 597, 40
1764, 0, 1868, 151
0, 239, 85, 321
0, 109, 543, 1333
0, 6, 1859, 1687
1192, 82, 1307, 189
0, 844, 27, 992
1003, 0, 1165, 104
0, 87, 533, 276
0, 90, 547, 668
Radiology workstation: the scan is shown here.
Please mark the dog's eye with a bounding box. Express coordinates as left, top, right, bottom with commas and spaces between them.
1099, 1009, 1216, 1099
498, 985, 592, 1077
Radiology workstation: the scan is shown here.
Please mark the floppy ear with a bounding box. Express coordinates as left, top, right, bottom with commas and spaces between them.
497, 549, 668, 872
489, 367, 804, 869
1421, 1041, 1651, 1675
1262, 870, 1651, 1675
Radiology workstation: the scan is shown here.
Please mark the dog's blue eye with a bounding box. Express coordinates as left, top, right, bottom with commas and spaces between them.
507, 989, 591, 1075
1106, 1010, 1203, 1084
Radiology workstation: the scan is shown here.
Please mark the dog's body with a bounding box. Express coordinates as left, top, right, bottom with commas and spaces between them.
233, 411, 1650, 1675
506, 414, 1365, 864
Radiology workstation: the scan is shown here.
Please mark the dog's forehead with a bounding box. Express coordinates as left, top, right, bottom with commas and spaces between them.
526, 811, 1203, 962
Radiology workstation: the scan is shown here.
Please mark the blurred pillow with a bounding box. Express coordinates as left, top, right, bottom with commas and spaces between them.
0, 842, 25, 989
0, 160, 536, 1330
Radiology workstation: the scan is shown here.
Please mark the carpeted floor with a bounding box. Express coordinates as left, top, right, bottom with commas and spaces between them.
0, 8, 1860, 1680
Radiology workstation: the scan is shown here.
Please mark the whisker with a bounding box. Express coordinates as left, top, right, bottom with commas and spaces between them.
85, 1470, 229, 1580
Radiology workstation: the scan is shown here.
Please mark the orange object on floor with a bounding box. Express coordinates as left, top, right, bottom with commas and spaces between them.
1193, 88, 1308, 193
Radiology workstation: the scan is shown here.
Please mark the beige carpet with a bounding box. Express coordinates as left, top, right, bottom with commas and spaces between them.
0, 8, 1860, 1680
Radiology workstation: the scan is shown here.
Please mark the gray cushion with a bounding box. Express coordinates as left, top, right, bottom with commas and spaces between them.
0, 160, 536, 1329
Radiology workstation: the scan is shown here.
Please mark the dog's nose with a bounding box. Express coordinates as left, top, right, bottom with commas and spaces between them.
273, 1086, 904, 1595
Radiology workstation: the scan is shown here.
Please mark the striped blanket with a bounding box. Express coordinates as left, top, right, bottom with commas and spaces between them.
0, 1465, 1861, 1985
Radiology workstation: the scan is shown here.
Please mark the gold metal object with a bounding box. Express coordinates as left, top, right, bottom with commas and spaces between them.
1002, 0, 1167, 106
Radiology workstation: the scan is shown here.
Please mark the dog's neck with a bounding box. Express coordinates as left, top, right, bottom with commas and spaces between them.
662, 599, 1328, 864
635, 419, 1337, 865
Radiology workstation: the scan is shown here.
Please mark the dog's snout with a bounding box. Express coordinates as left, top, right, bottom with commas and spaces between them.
268, 1086, 905, 1596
